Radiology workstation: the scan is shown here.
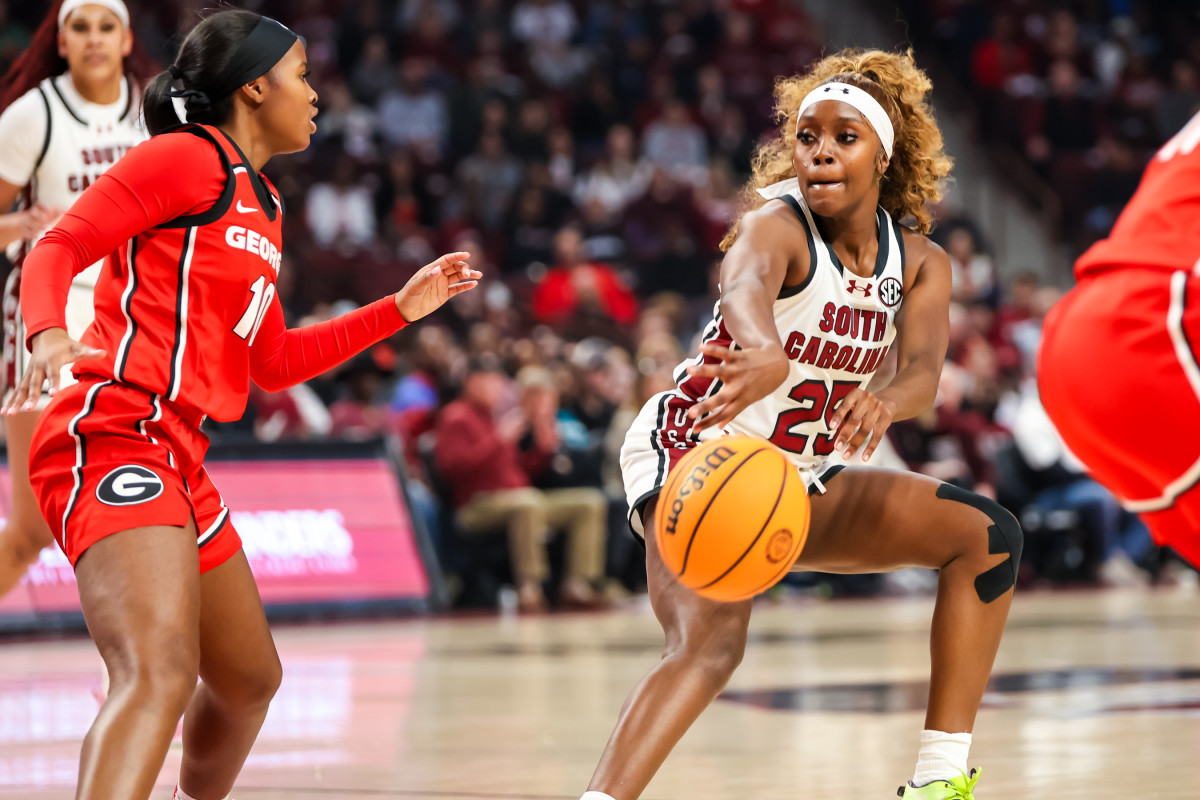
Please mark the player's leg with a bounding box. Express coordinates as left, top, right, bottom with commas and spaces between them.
586, 495, 753, 800
800, 469, 1018, 733
0, 410, 54, 597
74, 522, 203, 800
178, 549, 281, 799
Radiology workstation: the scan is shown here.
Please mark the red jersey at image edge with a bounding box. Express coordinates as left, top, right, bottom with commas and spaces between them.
1076, 112, 1200, 277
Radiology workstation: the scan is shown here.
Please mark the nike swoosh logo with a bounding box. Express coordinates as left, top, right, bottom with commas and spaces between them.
236, 200, 256, 214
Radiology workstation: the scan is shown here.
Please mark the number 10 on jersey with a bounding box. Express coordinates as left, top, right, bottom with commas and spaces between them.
233, 275, 276, 345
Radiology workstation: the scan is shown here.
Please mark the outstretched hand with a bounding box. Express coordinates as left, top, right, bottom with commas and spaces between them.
395, 251, 481, 323
685, 342, 790, 434
2, 328, 105, 414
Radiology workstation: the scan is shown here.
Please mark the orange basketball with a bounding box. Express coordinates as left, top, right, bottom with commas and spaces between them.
654, 436, 811, 602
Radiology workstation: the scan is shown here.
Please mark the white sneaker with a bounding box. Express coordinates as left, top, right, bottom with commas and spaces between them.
1098, 552, 1149, 588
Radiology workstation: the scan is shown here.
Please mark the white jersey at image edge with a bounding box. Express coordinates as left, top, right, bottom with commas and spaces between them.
0, 73, 147, 286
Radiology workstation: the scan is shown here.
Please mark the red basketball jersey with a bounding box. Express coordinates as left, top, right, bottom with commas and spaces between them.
1076, 111, 1200, 277
22, 123, 408, 423
79, 125, 283, 420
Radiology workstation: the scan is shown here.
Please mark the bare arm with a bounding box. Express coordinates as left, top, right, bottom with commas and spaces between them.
0, 177, 61, 252
829, 238, 952, 461
686, 206, 808, 433
875, 241, 951, 419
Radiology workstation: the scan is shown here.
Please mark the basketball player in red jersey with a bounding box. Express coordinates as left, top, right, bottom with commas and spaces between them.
0, 0, 157, 602
1040, 114, 1200, 569
4, 10, 479, 800
582, 51, 1020, 800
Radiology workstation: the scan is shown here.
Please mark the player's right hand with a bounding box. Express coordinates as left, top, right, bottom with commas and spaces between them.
3, 328, 105, 414
684, 342, 790, 434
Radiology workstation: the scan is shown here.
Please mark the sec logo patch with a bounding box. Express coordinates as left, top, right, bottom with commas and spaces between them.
96, 465, 164, 506
879, 276, 903, 308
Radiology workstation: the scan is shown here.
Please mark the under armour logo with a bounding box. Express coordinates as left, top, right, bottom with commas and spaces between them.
846, 280, 873, 297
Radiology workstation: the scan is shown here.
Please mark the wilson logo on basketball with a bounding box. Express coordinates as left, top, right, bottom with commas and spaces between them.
663, 445, 737, 536
879, 277, 903, 307
765, 529, 795, 564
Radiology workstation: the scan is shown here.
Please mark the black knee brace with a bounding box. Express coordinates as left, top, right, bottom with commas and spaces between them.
935, 484, 1023, 603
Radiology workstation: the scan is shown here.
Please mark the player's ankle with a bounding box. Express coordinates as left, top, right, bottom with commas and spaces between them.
911, 729, 972, 785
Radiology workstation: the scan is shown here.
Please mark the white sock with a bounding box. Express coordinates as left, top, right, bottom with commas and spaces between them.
911, 729, 972, 786
581, 793, 617, 800
174, 787, 230, 800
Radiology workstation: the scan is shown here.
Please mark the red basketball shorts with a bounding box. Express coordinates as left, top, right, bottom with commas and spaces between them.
29, 378, 241, 572
1039, 267, 1200, 566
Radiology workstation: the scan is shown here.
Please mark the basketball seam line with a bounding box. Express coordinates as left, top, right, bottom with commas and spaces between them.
695, 455, 790, 591
679, 448, 767, 578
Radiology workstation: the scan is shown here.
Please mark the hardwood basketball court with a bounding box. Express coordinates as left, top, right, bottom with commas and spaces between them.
2, 588, 1198, 799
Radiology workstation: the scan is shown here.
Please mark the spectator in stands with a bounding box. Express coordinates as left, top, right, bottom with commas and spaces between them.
305, 152, 376, 248
456, 130, 523, 232
434, 360, 609, 613
377, 57, 448, 160
1157, 59, 1200, 140
575, 125, 651, 222
348, 33, 392, 105
375, 149, 430, 241
328, 346, 397, 441
971, 11, 1033, 94
1026, 60, 1101, 168
531, 227, 639, 334
313, 79, 376, 160
888, 364, 1005, 498
1006, 386, 1152, 587
622, 170, 709, 295
511, 0, 577, 51
510, 98, 552, 163
641, 98, 709, 182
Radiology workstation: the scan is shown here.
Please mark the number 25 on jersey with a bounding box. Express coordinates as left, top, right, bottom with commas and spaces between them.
769, 378, 862, 456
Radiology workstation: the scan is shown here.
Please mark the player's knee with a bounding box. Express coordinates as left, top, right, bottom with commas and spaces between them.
122, 648, 200, 718
210, 652, 283, 712
675, 618, 747, 687
935, 484, 1023, 603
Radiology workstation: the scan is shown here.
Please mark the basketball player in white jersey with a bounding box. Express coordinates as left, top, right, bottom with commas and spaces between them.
581, 50, 1021, 800
0, 0, 152, 599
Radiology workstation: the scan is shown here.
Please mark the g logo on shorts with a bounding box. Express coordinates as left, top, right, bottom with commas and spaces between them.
96, 465, 165, 506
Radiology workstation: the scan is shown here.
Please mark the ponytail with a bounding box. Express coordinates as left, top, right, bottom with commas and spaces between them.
141, 70, 180, 136
141, 9, 261, 136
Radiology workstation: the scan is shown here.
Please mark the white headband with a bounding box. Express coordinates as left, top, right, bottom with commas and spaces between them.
59, 0, 130, 29
797, 81, 894, 158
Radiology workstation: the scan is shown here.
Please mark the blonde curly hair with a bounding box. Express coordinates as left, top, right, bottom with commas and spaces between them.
720, 48, 953, 251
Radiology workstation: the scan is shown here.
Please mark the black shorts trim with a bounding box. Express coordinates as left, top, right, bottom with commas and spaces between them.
811, 464, 845, 495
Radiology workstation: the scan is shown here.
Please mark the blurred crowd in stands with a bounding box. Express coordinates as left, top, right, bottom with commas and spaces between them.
4, 0, 1197, 609
896, 0, 1200, 250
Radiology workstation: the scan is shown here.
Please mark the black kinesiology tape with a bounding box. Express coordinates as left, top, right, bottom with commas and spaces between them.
935, 483, 1023, 604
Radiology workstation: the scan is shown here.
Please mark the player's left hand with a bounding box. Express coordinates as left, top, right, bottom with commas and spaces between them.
394, 251, 481, 322
829, 388, 898, 461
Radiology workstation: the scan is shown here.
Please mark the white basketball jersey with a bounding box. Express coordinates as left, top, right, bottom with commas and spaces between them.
673, 190, 907, 477
6, 74, 147, 286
